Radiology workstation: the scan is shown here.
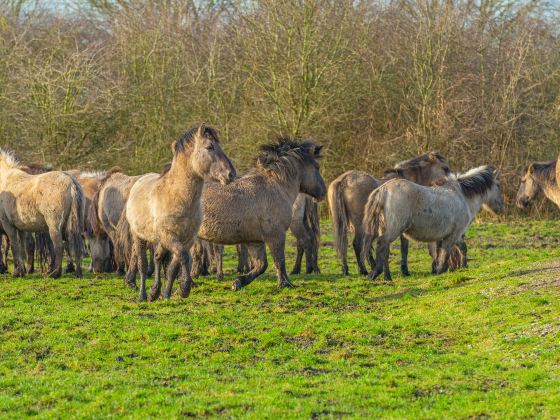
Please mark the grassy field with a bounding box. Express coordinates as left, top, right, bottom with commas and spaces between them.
0, 219, 559, 418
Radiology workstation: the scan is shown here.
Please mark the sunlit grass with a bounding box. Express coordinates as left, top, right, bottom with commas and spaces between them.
0, 220, 559, 417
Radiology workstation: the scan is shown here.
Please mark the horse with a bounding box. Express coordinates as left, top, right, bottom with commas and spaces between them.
328, 152, 451, 275
194, 192, 321, 281
123, 124, 236, 301
0, 150, 85, 278
70, 170, 115, 273
516, 160, 560, 209
363, 165, 504, 281
197, 137, 326, 290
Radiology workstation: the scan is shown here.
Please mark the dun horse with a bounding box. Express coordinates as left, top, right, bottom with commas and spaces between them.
71, 170, 116, 273
516, 160, 560, 209
196, 192, 321, 281
123, 124, 236, 301
0, 150, 85, 278
363, 166, 504, 281
197, 138, 326, 290
328, 152, 451, 275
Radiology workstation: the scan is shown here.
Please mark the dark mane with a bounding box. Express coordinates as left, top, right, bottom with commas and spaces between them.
457, 165, 495, 198
174, 124, 220, 155
22, 162, 52, 175
530, 160, 556, 185
383, 151, 447, 177
255, 137, 322, 180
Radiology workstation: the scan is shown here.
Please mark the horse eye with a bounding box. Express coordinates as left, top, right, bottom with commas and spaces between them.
206, 144, 214, 151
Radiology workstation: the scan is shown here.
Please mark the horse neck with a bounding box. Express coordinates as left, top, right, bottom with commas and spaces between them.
541, 179, 560, 208
462, 191, 486, 222
165, 154, 204, 208
270, 174, 301, 206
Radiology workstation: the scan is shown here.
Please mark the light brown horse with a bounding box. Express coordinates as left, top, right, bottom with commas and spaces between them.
516, 160, 560, 209
197, 138, 326, 290
124, 124, 236, 301
195, 192, 321, 281
328, 152, 451, 275
0, 150, 85, 278
363, 166, 504, 281
69, 170, 115, 273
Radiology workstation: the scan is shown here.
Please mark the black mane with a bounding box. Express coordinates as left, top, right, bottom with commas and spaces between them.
256, 137, 322, 179
457, 166, 495, 198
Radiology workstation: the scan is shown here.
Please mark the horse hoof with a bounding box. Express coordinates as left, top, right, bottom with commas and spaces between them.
48, 271, 61, 279
148, 293, 159, 302
66, 266, 75, 274
401, 269, 410, 277
368, 270, 381, 281
124, 280, 136, 289
232, 279, 243, 291
280, 280, 296, 288
179, 284, 191, 298
359, 269, 368, 276
138, 295, 147, 303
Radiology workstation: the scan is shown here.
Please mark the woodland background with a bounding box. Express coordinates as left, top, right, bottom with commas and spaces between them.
1, 0, 559, 214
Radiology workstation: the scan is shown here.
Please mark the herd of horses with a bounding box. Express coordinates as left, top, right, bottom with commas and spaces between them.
0, 123, 558, 301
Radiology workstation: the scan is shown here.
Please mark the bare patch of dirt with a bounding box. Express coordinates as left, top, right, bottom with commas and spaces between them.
514, 260, 560, 290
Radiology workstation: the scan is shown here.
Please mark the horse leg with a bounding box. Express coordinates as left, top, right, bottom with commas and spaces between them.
400, 235, 410, 276
48, 229, 63, 279
124, 249, 138, 289
369, 235, 392, 281
148, 245, 165, 302
133, 238, 148, 302
232, 243, 267, 291
236, 244, 250, 274
431, 240, 442, 274
0, 234, 5, 274
304, 241, 314, 274
146, 245, 155, 277
214, 244, 224, 281
312, 239, 320, 274
353, 228, 368, 275
23, 232, 35, 274
290, 243, 303, 275
3, 224, 24, 277
163, 254, 180, 299
268, 236, 295, 289
65, 242, 75, 273
434, 238, 455, 275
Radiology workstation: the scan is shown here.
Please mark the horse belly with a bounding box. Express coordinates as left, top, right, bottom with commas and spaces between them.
10, 202, 47, 232
404, 213, 453, 243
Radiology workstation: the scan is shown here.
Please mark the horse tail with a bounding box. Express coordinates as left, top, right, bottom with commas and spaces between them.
327, 176, 348, 259
35, 232, 54, 272
362, 187, 386, 264
114, 205, 133, 269
66, 176, 85, 277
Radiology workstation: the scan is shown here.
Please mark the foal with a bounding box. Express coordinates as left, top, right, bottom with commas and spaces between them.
363, 166, 504, 281
125, 124, 236, 301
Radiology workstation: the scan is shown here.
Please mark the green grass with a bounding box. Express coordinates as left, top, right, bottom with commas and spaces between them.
1, 219, 560, 418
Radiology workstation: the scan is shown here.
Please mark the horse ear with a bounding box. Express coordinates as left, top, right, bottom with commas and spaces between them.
428, 152, 439, 163
493, 169, 500, 180
197, 123, 207, 139
313, 144, 323, 157
528, 163, 534, 174
171, 140, 178, 154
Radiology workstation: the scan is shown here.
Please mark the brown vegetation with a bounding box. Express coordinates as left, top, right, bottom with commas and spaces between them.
1, 0, 559, 213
